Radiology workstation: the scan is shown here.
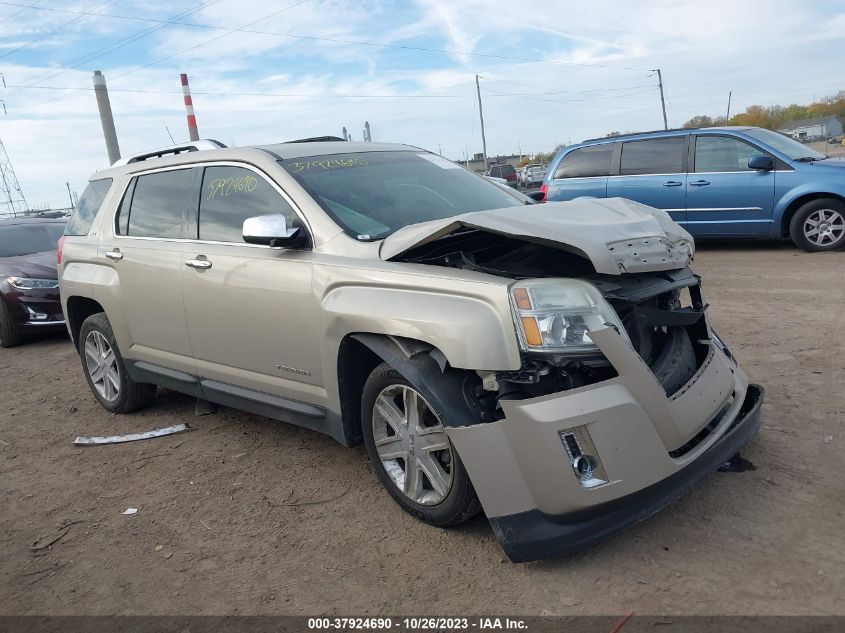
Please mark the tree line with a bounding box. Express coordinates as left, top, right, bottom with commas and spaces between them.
683, 90, 845, 131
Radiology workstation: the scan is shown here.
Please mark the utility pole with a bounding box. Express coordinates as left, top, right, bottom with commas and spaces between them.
655, 68, 668, 130
726, 91, 732, 124
92, 70, 121, 164
475, 75, 488, 169
66, 182, 74, 211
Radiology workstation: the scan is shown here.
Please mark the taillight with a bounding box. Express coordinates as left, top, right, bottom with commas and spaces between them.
538, 183, 548, 202
57, 236, 65, 265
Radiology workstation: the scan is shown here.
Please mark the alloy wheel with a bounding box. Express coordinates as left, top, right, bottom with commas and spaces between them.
804, 208, 845, 247
84, 330, 121, 402
371, 384, 454, 506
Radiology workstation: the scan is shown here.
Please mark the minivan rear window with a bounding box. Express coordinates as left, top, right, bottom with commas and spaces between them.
619, 137, 685, 175
554, 145, 612, 179
64, 178, 112, 236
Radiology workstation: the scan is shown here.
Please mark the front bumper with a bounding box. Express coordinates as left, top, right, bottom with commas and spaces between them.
489, 384, 762, 562
2, 287, 65, 332
445, 326, 764, 562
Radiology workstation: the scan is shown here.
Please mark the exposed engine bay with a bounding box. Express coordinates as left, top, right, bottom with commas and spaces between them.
394, 229, 711, 415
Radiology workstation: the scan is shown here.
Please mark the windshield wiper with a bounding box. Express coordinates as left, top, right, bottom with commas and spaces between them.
795, 156, 825, 162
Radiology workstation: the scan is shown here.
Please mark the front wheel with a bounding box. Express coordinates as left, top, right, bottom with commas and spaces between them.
361, 362, 481, 527
789, 199, 845, 252
78, 312, 156, 413
0, 299, 22, 348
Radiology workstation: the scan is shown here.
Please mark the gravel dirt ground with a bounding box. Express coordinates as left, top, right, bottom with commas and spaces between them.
1, 242, 843, 616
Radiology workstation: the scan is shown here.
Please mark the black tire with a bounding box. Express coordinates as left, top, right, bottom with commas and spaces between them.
78, 312, 156, 413
789, 198, 845, 252
361, 362, 482, 527
0, 298, 23, 348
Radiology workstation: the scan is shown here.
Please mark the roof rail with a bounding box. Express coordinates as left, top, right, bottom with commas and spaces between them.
111, 139, 228, 167
581, 128, 693, 143
284, 135, 347, 143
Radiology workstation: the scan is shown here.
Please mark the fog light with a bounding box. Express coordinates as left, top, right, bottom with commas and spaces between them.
559, 429, 608, 489
24, 304, 49, 321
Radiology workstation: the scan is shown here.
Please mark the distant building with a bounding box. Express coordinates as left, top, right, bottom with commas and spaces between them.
778, 115, 843, 140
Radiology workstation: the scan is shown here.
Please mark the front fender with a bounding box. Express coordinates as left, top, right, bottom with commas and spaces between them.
773, 181, 845, 234
320, 285, 521, 372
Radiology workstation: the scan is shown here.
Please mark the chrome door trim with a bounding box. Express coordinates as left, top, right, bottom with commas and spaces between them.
686, 207, 764, 213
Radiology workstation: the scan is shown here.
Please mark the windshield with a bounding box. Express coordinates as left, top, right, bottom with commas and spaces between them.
0, 222, 66, 257
280, 151, 526, 239
744, 128, 826, 161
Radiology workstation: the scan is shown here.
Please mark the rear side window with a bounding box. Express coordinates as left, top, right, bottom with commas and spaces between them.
619, 137, 685, 175
116, 169, 193, 238
694, 136, 760, 172
197, 166, 297, 242
554, 145, 612, 179
64, 178, 112, 236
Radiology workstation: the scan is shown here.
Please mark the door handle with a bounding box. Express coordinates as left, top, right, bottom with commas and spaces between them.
185, 257, 212, 270
104, 249, 123, 261
689, 180, 710, 187
663, 180, 683, 187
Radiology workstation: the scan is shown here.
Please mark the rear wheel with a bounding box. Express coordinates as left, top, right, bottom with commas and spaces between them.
789, 199, 845, 252
361, 362, 481, 527
0, 299, 23, 348
79, 312, 156, 413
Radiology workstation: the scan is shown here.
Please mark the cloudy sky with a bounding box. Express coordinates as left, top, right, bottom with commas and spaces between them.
1, 0, 844, 207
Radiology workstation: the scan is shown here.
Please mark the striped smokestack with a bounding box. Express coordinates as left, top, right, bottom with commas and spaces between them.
180, 73, 200, 141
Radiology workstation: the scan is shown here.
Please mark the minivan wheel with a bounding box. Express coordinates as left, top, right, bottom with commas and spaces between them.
0, 299, 23, 348
361, 362, 481, 527
78, 312, 156, 413
789, 199, 845, 252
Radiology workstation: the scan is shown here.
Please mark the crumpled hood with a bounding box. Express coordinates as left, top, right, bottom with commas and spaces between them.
380, 197, 694, 275
0, 249, 58, 279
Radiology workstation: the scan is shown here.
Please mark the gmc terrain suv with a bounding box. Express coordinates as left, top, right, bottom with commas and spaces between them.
60, 139, 763, 562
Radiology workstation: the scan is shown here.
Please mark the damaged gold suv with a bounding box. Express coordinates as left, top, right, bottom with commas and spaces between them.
59, 139, 763, 562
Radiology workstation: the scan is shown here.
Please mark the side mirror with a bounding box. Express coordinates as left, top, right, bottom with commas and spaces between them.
243, 214, 303, 247
748, 154, 774, 171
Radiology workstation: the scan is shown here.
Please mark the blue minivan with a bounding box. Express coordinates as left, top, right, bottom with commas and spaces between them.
542, 126, 845, 251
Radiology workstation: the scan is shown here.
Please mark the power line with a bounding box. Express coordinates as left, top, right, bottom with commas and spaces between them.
0, 0, 651, 72
483, 80, 656, 94
0, 0, 40, 25
106, 0, 315, 84
4, 0, 223, 98
483, 87, 658, 103
6, 83, 468, 99
0, 0, 114, 61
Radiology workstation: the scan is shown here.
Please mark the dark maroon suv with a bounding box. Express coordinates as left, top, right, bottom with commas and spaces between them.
0, 217, 67, 347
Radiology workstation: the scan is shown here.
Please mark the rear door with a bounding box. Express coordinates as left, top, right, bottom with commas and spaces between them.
546, 143, 613, 201
103, 167, 197, 375
685, 134, 776, 236
606, 136, 688, 226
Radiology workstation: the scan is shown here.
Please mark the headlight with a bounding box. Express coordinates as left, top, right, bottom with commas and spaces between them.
6, 277, 59, 290
510, 279, 628, 353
